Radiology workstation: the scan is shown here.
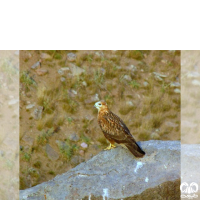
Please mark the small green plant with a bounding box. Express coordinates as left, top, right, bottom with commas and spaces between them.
63, 97, 78, 114
94, 69, 104, 86
86, 55, 93, 63
127, 50, 144, 60
58, 139, 78, 160
33, 161, 42, 168
37, 86, 56, 114
37, 128, 54, 145
104, 95, 114, 105
129, 80, 140, 89
20, 71, 36, 90
161, 81, 170, 93
82, 117, 93, 129
22, 152, 31, 162
151, 113, 163, 128
80, 133, 91, 144
28, 168, 40, 180
45, 115, 54, 128
67, 117, 73, 124
54, 53, 62, 60
46, 50, 56, 55
57, 115, 66, 126
36, 120, 44, 131
48, 171, 55, 175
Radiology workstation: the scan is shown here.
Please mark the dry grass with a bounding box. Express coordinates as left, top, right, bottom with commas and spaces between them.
37, 128, 54, 146
97, 137, 108, 146
20, 50, 180, 189
127, 50, 144, 60
57, 139, 78, 160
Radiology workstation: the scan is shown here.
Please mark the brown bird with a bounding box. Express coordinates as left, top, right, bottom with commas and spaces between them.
94, 100, 145, 158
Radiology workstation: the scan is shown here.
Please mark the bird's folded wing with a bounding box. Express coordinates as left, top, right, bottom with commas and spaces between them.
100, 112, 133, 141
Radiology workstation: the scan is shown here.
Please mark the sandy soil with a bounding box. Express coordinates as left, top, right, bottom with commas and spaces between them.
20, 50, 180, 189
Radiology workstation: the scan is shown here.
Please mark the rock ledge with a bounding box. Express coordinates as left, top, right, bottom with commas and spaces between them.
20, 140, 180, 200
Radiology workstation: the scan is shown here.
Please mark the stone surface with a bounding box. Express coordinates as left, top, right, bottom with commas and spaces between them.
69, 63, 85, 76
174, 88, 180, 93
153, 72, 167, 81
57, 69, 64, 75
36, 69, 48, 76
70, 155, 80, 166
170, 82, 180, 87
61, 67, 70, 71
31, 61, 41, 69
79, 150, 85, 156
150, 132, 160, 140
124, 75, 132, 81
67, 53, 76, 62
82, 81, 87, 86
143, 81, 149, 87
80, 142, 88, 149
69, 133, 80, 142
165, 121, 179, 128
68, 89, 77, 98
26, 104, 35, 110
84, 94, 99, 104
40, 53, 51, 60
127, 65, 137, 72
20, 140, 180, 200
31, 106, 43, 120
22, 135, 34, 146
45, 144, 59, 161
60, 77, 66, 82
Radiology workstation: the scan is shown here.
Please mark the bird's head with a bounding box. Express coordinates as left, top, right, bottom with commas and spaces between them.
94, 101, 108, 112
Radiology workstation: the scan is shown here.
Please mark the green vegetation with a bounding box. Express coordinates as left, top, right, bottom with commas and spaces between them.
54, 53, 62, 60
80, 133, 91, 144
129, 80, 140, 89
33, 161, 42, 168
20, 71, 36, 90
58, 139, 78, 160
127, 50, 144, 60
20, 50, 180, 190
37, 128, 54, 145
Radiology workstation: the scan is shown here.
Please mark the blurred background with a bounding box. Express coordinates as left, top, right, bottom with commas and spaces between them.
20, 50, 180, 189
0, 51, 19, 199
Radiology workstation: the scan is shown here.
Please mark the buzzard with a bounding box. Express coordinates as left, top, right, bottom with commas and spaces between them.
94, 101, 145, 157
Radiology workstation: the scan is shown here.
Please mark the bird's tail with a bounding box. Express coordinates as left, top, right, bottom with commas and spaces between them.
125, 139, 145, 158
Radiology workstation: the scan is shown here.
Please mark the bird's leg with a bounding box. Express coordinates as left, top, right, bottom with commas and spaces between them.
104, 143, 116, 150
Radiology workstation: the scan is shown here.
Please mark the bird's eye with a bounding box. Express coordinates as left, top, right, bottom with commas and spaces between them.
98, 103, 101, 106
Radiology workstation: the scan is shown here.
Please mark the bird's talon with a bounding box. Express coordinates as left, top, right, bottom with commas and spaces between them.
104, 144, 116, 150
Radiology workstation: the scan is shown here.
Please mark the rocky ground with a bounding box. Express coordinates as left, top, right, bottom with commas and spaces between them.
20, 50, 180, 189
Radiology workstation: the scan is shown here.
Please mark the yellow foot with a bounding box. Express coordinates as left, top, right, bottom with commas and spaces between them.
104, 143, 116, 150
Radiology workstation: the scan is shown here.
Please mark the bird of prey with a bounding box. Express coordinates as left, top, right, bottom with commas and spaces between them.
94, 100, 145, 158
